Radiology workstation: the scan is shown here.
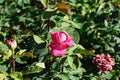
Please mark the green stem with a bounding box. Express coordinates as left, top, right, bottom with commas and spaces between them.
12, 49, 15, 72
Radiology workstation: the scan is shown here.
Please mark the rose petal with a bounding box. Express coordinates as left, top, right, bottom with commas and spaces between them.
52, 48, 66, 57
6, 39, 17, 49
59, 32, 68, 42
49, 42, 66, 49
50, 32, 57, 42
50, 31, 69, 44
61, 37, 74, 47
66, 37, 74, 47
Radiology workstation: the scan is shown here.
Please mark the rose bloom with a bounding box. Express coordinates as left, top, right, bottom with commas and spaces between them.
49, 31, 74, 57
6, 39, 17, 50
93, 53, 115, 72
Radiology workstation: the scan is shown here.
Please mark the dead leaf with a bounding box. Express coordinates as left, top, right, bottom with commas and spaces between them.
56, 3, 71, 15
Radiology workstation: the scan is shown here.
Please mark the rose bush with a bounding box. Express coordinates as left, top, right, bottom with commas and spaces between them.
0, 0, 120, 80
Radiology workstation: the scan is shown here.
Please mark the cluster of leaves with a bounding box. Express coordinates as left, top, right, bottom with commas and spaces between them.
0, 0, 120, 80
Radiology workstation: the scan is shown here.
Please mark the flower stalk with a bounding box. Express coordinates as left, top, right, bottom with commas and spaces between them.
12, 49, 15, 72
6, 39, 17, 72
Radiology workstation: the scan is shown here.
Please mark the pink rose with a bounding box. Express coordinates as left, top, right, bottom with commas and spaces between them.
49, 31, 74, 57
6, 39, 17, 50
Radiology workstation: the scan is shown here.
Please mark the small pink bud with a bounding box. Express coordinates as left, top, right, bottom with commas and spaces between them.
6, 39, 17, 50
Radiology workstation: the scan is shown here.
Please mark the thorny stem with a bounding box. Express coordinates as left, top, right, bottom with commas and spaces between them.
12, 49, 15, 72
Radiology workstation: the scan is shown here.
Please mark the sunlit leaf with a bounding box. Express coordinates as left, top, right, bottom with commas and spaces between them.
97, 3, 105, 13
40, 0, 47, 8
108, 1, 115, 11
33, 35, 44, 44
15, 52, 36, 58
16, 49, 26, 55
0, 72, 8, 80
36, 62, 45, 68
10, 72, 23, 80
3, 50, 12, 60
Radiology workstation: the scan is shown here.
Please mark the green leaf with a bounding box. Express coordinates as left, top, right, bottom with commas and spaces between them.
23, 0, 30, 4
104, 20, 109, 27
0, 0, 4, 4
61, 22, 70, 27
17, 0, 23, 6
90, 77, 98, 80
4, 77, 11, 80
0, 65, 8, 72
15, 58, 27, 64
22, 66, 43, 75
67, 55, 81, 69
108, 1, 115, 11
15, 52, 36, 59
36, 62, 45, 68
0, 50, 12, 63
68, 44, 85, 55
10, 72, 23, 80
40, 0, 47, 8
16, 49, 26, 55
101, 72, 113, 79
69, 68, 85, 75
54, 73, 70, 80
67, 20, 83, 29
42, 10, 56, 19
52, 60, 60, 70
0, 42, 9, 54
74, 46, 95, 56
33, 35, 44, 44
67, 56, 75, 69
0, 72, 8, 80
2, 50, 12, 60
97, 3, 105, 13
35, 48, 48, 56
69, 75, 80, 80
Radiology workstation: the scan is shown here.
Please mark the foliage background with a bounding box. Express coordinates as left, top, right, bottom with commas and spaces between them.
0, 0, 120, 80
